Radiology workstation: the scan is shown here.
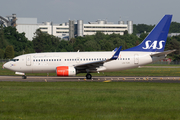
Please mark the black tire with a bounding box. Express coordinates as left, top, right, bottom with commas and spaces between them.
86, 73, 92, 79
22, 75, 27, 79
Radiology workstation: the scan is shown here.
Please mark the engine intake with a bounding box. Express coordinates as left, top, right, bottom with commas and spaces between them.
56, 66, 76, 76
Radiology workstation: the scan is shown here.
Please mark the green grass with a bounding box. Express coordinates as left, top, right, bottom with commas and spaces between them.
0, 82, 180, 120
145, 64, 180, 66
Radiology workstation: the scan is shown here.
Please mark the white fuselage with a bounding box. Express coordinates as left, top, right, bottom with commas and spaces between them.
4, 51, 164, 74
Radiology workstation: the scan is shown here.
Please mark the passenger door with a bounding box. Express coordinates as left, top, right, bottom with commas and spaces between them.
26, 55, 31, 66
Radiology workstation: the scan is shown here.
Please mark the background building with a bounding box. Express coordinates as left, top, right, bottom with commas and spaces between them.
0, 14, 17, 27
16, 18, 39, 41
0, 14, 133, 41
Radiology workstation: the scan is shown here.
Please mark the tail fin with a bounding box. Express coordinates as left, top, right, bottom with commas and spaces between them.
124, 15, 172, 52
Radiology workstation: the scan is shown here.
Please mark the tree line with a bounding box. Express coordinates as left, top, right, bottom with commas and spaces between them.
0, 22, 180, 60
133, 22, 180, 34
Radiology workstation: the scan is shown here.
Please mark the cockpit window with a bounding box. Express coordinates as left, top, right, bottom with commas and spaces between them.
10, 59, 19, 62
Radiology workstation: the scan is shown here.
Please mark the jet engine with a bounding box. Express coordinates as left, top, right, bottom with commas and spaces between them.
56, 66, 76, 76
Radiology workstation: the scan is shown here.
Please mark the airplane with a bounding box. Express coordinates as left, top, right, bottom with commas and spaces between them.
3, 15, 175, 79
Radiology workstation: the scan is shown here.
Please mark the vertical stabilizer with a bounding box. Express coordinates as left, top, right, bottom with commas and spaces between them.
124, 15, 172, 52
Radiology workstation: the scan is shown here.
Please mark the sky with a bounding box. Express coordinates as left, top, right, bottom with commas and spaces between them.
0, 0, 180, 25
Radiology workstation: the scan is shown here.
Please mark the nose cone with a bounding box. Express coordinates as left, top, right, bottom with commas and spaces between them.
3, 62, 10, 69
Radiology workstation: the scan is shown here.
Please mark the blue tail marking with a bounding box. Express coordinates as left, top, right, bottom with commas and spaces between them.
124, 15, 172, 52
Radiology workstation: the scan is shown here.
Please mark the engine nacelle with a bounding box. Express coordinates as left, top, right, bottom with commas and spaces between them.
56, 66, 76, 76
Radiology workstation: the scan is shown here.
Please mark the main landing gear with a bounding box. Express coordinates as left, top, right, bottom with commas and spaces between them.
22, 75, 27, 79
86, 73, 92, 79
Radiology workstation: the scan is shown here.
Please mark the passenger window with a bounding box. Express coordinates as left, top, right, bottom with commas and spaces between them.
54, 59, 56, 61
72, 59, 74, 61
57, 59, 58, 61
65, 59, 66, 61
86, 59, 88, 61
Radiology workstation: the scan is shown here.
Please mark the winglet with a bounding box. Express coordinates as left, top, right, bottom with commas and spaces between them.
113, 48, 118, 52
110, 46, 122, 60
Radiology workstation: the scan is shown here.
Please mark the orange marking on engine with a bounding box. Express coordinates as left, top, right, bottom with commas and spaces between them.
56, 66, 69, 76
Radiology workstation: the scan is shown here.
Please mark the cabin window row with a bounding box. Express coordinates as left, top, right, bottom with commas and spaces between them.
64, 58, 107, 61
118, 58, 130, 60
64, 58, 130, 61
33, 58, 130, 62
33, 59, 61, 62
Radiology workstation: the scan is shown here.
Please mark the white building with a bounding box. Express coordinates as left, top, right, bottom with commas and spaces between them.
39, 22, 70, 40
16, 18, 39, 41
83, 21, 128, 36
0, 14, 133, 40
168, 33, 180, 37
13, 16, 133, 41
38, 20, 133, 40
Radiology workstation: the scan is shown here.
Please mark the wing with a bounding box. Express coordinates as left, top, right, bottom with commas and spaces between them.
74, 46, 122, 72
150, 50, 176, 57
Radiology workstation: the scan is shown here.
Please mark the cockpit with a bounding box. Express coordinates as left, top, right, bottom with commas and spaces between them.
10, 59, 19, 62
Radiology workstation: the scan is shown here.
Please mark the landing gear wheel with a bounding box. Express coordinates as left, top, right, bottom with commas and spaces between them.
86, 73, 92, 79
22, 75, 27, 79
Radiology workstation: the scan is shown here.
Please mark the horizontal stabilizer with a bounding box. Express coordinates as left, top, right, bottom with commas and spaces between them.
150, 50, 176, 57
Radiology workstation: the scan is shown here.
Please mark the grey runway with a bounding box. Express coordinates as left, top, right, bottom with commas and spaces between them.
0, 76, 180, 83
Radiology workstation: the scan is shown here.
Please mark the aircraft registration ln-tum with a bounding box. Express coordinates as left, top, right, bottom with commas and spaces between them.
3, 15, 175, 79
